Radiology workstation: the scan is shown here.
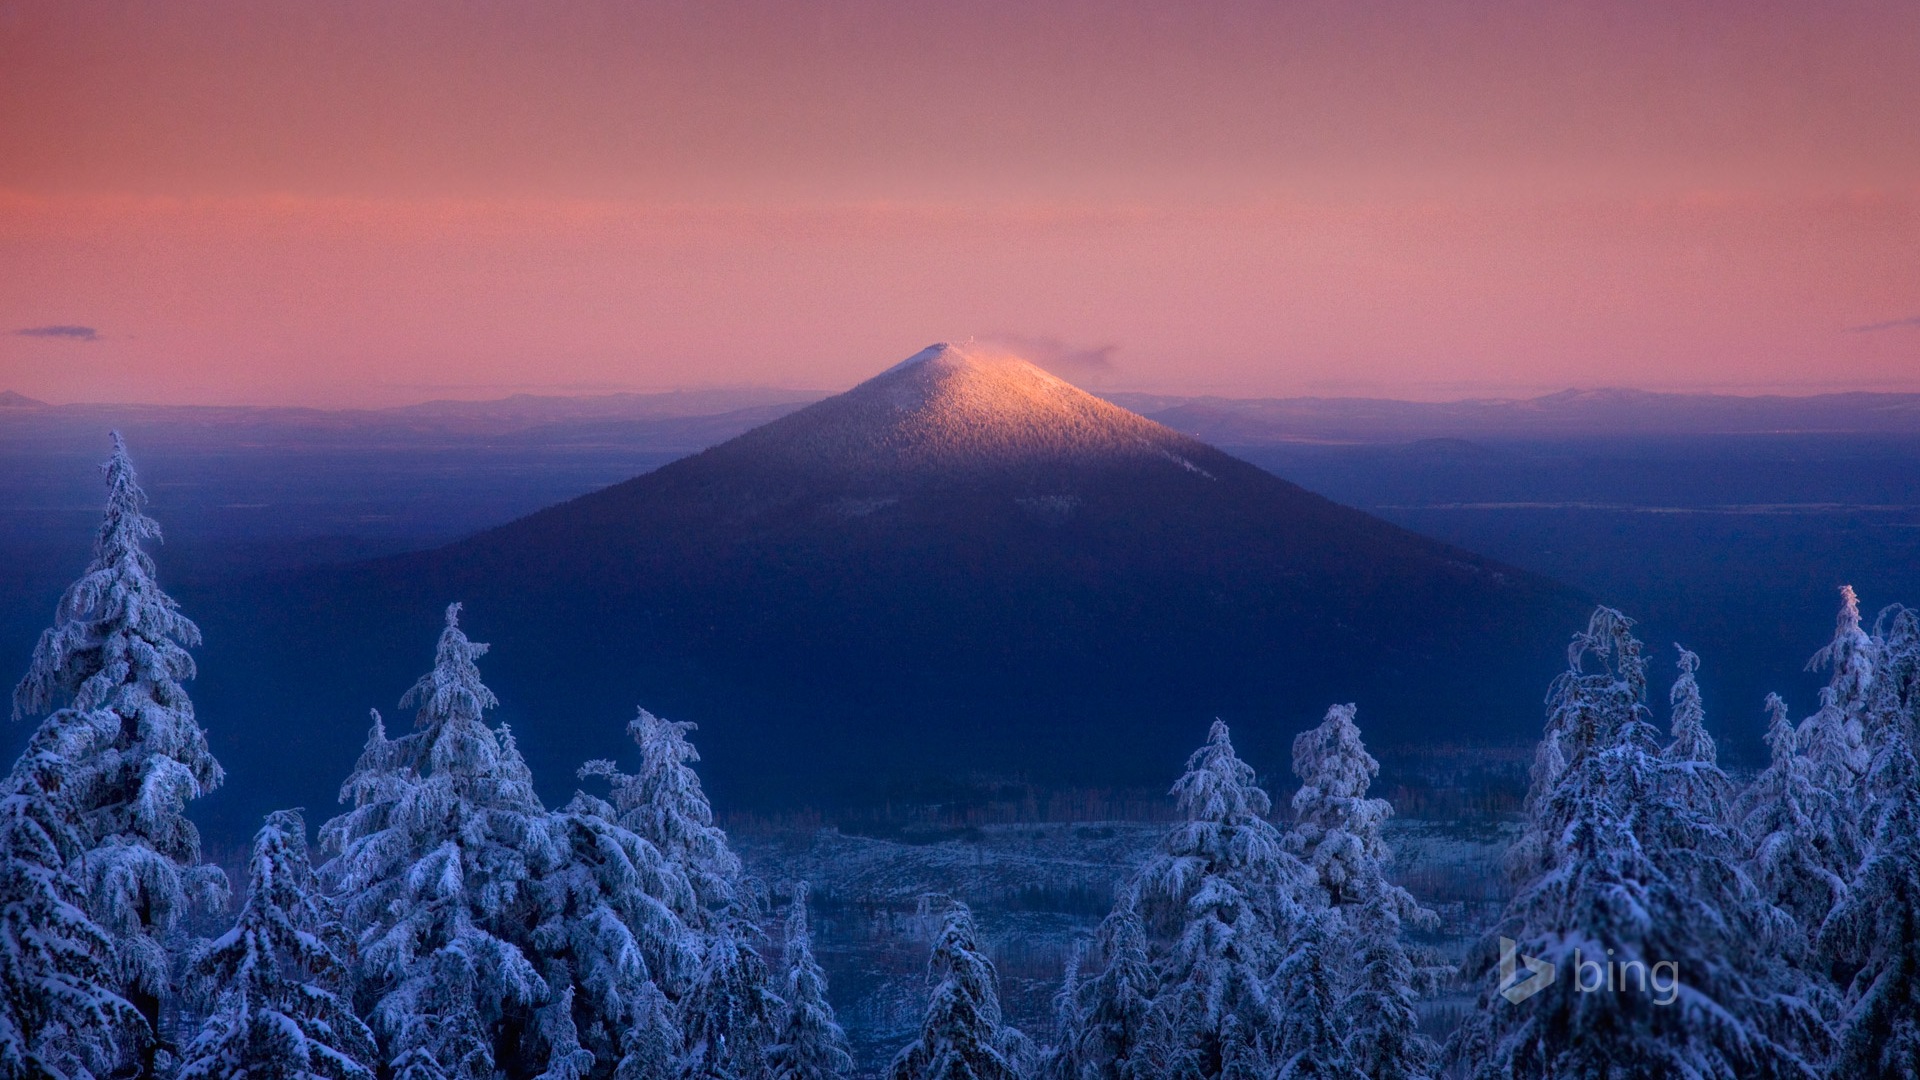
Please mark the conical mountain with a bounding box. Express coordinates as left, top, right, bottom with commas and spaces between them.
701, 342, 1219, 478
198, 344, 1586, 822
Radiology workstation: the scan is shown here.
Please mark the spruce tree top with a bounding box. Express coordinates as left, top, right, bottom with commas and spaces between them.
578, 708, 741, 920
1167, 719, 1283, 862
1810, 584, 1876, 714
8, 432, 223, 881
1665, 646, 1717, 765
190, 809, 339, 999
13, 434, 204, 726
890, 903, 1024, 1080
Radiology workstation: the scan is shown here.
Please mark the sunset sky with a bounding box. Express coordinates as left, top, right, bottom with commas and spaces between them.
2, 0, 1917, 406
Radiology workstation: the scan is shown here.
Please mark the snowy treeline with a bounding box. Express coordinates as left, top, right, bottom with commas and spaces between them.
0, 440, 852, 1080
4, 438, 1918, 1079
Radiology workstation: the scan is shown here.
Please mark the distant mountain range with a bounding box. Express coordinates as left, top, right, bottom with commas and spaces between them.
13, 371, 1920, 833
1108, 388, 1920, 442
12, 384, 1920, 444
183, 346, 1586, 826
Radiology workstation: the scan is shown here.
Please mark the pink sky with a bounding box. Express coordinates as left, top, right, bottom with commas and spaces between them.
2, 1, 1917, 406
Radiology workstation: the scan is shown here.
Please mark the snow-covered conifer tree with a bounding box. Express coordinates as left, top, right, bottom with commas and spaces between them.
1134, 720, 1304, 1080
1866, 604, 1920, 833
177, 810, 374, 1080
680, 920, 783, 1080
1735, 694, 1852, 948
767, 883, 852, 1080
1037, 943, 1085, 1080
1871, 604, 1920, 760
1286, 704, 1434, 929
1505, 607, 1644, 887
1215, 1015, 1260, 1080
1338, 894, 1436, 1080
1272, 909, 1360, 1080
0, 733, 138, 1078
888, 903, 1027, 1080
321, 604, 564, 1079
1663, 646, 1735, 823
1287, 704, 1397, 912
1455, 608, 1823, 1079
1802, 586, 1875, 797
1818, 702, 1920, 1077
1072, 901, 1156, 1080
578, 710, 741, 926
1285, 704, 1437, 1078
617, 981, 678, 1080
9, 434, 227, 1066
530, 786, 698, 1078
1665, 647, 1715, 764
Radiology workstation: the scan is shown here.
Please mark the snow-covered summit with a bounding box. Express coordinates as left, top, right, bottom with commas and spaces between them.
709, 342, 1206, 480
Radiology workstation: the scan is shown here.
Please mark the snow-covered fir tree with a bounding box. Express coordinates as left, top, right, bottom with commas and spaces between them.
1818, 687, 1920, 1078
1287, 704, 1397, 912
1286, 703, 1436, 1079
9, 434, 227, 1069
1735, 694, 1852, 950
1660, 647, 1731, 813
178, 809, 375, 1080
531, 785, 698, 1079
679, 919, 783, 1080
1133, 720, 1305, 1080
889, 903, 1028, 1080
767, 883, 852, 1080
1454, 607, 1823, 1079
578, 711, 742, 927
1664, 647, 1715, 767
1338, 893, 1436, 1080
572, 707, 777, 1077
1271, 909, 1360, 1080
1214, 1014, 1260, 1080
1070, 900, 1157, 1080
1037, 942, 1085, 1080
618, 981, 679, 1080
1802, 586, 1875, 799
0, 729, 138, 1078
1866, 603, 1920, 825
321, 604, 564, 1079
1504, 607, 1646, 888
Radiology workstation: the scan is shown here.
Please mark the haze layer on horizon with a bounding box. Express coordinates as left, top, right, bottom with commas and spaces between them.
2, 1, 1917, 407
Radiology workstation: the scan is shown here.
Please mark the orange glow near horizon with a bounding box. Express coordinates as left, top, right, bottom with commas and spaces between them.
2, 1, 1918, 406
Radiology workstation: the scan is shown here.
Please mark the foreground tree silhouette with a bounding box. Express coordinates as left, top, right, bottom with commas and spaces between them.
10, 434, 226, 1073
890, 903, 1028, 1080
322, 605, 562, 1079
767, 883, 852, 1080
0, 731, 138, 1077
1736, 694, 1851, 954
1803, 586, 1875, 803
533, 783, 698, 1078
1287, 703, 1436, 1080
1070, 900, 1157, 1080
178, 810, 374, 1080
680, 919, 784, 1080
1135, 720, 1305, 1080
1663, 646, 1736, 823
1272, 909, 1361, 1080
1454, 607, 1822, 1079
578, 711, 742, 928
1821, 648, 1920, 1077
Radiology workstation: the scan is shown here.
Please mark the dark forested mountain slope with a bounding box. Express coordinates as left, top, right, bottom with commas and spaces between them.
195, 345, 1585, 824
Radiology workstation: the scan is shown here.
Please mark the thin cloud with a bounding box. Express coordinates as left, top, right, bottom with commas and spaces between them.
14, 325, 99, 341
982, 334, 1119, 379
1845, 315, 1920, 333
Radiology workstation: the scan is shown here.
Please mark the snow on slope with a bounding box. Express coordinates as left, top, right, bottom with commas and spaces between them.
708, 342, 1219, 480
